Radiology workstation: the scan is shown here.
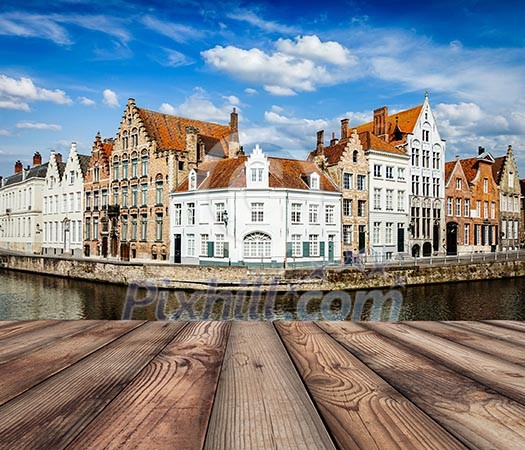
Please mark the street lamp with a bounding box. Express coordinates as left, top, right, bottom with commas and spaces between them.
223, 210, 229, 228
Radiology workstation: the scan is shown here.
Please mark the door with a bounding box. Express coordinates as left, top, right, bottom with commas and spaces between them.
358, 226, 366, 254
120, 242, 130, 261
397, 226, 404, 253
173, 234, 182, 264
328, 235, 335, 263
101, 236, 108, 258
64, 229, 70, 254
446, 222, 458, 255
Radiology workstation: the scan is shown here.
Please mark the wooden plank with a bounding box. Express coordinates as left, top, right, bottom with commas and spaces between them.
319, 321, 525, 450
483, 320, 525, 333
0, 320, 144, 406
446, 321, 525, 346
67, 321, 230, 450
0, 320, 58, 340
0, 321, 16, 329
0, 320, 99, 364
365, 322, 525, 404
205, 322, 335, 450
406, 321, 525, 365
0, 321, 187, 449
275, 321, 464, 450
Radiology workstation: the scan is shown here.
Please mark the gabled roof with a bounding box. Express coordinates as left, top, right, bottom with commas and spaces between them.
3, 163, 49, 187
492, 156, 505, 184
78, 154, 91, 176
445, 161, 457, 184
458, 153, 494, 183
358, 131, 407, 155
175, 156, 338, 193
136, 108, 231, 154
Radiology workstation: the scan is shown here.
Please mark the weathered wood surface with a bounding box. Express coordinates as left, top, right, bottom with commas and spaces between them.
0, 320, 523, 450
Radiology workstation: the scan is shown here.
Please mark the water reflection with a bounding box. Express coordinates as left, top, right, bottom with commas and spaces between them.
0, 269, 524, 321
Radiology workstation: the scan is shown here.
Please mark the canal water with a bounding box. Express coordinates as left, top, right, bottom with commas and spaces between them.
0, 269, 524, 321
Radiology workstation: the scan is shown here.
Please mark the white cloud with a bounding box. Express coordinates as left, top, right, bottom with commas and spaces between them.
142, 16, 204, 43
0, 99, 30, 111
16, 121, 61, 131
160, 48, 193, 67
202, 35, 357, 96
159, 89, 238, 122
244, 88, 257, 95
102, 89, 119, 108
271, 105, 284, 113
79, 96, 95, 106
222, 95, 240, 106
276, 35, 356, 66
226, 11, 299, 34
0, 129, 10, 136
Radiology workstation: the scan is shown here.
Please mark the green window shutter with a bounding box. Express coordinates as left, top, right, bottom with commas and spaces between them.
303, 241, 310, 257
320, 241, 325, 257
207, 241, 214, 257
223, 242, 229, 258
286, 242, 293, 258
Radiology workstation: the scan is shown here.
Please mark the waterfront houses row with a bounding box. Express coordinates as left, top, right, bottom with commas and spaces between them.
0, 93, 523, 265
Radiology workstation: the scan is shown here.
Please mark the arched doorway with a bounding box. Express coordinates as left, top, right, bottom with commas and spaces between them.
411, 244, 420, 257
243, 232, 272, 259
422, 242, 432, 257
446, 222, 458, 255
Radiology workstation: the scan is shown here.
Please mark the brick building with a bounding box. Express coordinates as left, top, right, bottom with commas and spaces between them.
108, 98, 239, 261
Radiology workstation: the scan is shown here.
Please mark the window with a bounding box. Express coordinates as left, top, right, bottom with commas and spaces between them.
464, 199, 470, 217
189, 172, 197, 190
386, 189, 393, 211
325, 205, 335, 224
423, 129, 430, 142
423, 177, 430, 196
140, 214, 147, 240
291, 203, 301, 223
343, 199, 352, 216
397, 191, 405, 212
131, 129, 138, 147
456, 178, 462, 190
484, 201, 488, 219
102, 189, 108, 208
352, 150, 358, 163
447, 197, 453, 216
141, 155, 148, 177
433, 178, 440, 197
131, 185, 138, 206
308, 204, 319, 223
174, 204, 182, 226
113, 162, 119, 181
156, 214, 163, 241
433, 151, 441, 170
178, 160, 184, 171
464, 224, 470, 245
122, 216, 128, 241
243, 232, 271, 258
251, 202, 264, 222
132, 158, 138, 178
343, 173, 353, 189
122, 186, 128, 208
215, 202, 225, 223
85, 192, 91, 210
483, 178, 488, 194
373, 222, 381, 244
373, 164, 382, 178
385, 222, 393, 244
70, 170, 75, 185
251, 167, 263, 182
131, 216, 137, 240
423, 149, 430, 168
357, 175, 366, 190
141, 184, 147, 206
343, 225, 352, 245
93, 191, 99, 209
309, 234, 319, 256
156, 181, 163, 205
508, 172, 514, 188
310, 176, 319, 189
187, 202, 195, 225
357, 200, 366, 217
85, 218, 91, 240
386, 166, 393, 179
456, 198, 461, 216
187, 234, 195, 256
215, 234, 225, 257
398, 167, 405, 180
373, 188, 381, 210
412, 147, 420, 166
476, 200, 481, 217
122, 160, 129, 179
200, 234, 209, 256
412, 175, 419, 195
93, 217, 99, 238
122, 131, 129, 149
93, 167, 100, 182
291, 234, 302, 257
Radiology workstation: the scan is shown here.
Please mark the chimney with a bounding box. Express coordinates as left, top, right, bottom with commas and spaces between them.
185, 125, 199, 169
33, 151, 42, 167
230, 107, 239, 134
56, 153, 63, 164
373, 106, 389, 142
340, 118, 349, 140
330, 132, 338, 146
316, 130, 324, 154
478, 146, 485, 156
228, 107, 241, 157
14, 160, 23, 174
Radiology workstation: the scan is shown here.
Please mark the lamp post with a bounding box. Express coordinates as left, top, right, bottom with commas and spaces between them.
63, 217, 71, 254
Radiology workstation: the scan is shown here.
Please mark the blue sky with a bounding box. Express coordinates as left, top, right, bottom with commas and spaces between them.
1, 0, 524, 176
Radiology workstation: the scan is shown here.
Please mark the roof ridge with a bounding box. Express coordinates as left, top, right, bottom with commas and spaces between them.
136, 106, 229, 128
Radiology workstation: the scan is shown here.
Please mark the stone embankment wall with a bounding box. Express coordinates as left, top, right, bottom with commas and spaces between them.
2, 253, 525, 291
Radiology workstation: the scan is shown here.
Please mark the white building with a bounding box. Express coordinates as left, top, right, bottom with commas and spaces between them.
169, 145, 342, 267
0, 153, 47, 254
363, 133, 410, 260
42, 143, 90, 257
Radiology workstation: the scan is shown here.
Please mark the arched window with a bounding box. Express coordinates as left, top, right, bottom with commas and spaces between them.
352, 150, 358, 163
243, 232, 271, 258
141, 150, 148, 177
131, 128, 138, 147
122, 131, 129, 150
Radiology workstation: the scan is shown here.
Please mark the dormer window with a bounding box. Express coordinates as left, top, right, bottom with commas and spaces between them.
189, 170, 197, 190
245, 144, 269, 188
251, 168, 263, 182
310, 173, 320, 189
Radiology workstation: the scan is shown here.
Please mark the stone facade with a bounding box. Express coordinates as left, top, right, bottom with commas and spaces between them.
493, 145, 521, 250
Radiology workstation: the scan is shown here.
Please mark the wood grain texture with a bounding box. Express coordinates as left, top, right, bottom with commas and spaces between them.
482, 320, 525, 333
365, 322, 525, 404
276, 321, 464, 450
319, 321, 525, 450
406, 321, 525, 365
0, 320, 57, 340
446, 321, 525, 346
205, 322, 335, 450
0, 321, 187, 450
0, 321, 143, 406
67, 321, 230, 450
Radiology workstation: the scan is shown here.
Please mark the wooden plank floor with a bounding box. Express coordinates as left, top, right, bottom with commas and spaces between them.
0, 321, 523, 450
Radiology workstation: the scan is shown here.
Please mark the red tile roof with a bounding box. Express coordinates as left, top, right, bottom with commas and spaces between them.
445, 160, 457, 184
520, 179, 525, 196
176, 156, 338, 192
491, 156, 505, 185
459, 157, 480, 183
102, 142, 113, 157
136, 107, 231, 154
358, 131, 407, 155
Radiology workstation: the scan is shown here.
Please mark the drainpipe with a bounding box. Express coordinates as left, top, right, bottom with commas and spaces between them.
284, 190, 289, 268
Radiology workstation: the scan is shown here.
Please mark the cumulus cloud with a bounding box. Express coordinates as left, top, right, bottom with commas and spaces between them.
79, 96, 95, 106
202, 35, 357, 96
0, 74, 72, 111
102, 89, 119, 108
16, 121, 62, 131
142, 16, 204, 43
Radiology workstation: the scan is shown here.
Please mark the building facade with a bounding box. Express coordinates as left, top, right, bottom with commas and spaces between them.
83, 133, 114, 257
492, 145, 521, 250
0, 153, 47, 254
108, 98, 239, 261
42, 144, 89, 257
170, 146, 341, 267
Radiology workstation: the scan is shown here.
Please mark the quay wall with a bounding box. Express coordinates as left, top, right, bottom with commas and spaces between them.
1, 253, 525, 291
